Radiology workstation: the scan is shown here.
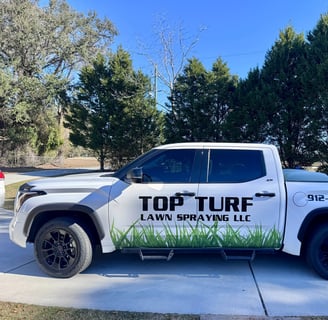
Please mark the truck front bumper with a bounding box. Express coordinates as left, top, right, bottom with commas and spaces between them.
9, 216, 28, 248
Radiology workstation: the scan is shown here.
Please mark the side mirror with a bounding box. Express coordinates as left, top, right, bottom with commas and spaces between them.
126, 167, 143, 183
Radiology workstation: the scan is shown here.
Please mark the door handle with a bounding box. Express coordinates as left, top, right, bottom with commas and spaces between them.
255, 192, 276, 197
175, 192, 195, 197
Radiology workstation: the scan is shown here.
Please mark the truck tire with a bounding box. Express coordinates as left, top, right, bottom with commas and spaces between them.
306, 223, 328, 279
34, 217, 93, 278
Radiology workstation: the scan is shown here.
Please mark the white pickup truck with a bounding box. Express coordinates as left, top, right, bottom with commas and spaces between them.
9, 143, 328, 278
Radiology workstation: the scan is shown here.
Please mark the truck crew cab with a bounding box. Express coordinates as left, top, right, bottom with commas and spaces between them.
9, 143, 328, 278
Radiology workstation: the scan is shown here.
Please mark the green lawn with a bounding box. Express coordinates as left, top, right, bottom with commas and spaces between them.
0, 302, 197, 320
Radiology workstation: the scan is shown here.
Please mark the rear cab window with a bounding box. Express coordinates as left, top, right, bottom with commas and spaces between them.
201, 149, 266, 183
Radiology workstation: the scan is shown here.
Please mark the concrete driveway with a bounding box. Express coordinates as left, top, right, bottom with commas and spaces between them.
1, 171, 328, 317
1, 208, 328, 318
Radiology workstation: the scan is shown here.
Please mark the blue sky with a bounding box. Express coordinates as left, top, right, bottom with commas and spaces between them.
64, 1, 327, 106
65, 0, 328, 78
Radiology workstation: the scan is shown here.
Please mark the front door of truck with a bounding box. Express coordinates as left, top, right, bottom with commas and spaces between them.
196, 147, 284, 249
109, 148, 201, 249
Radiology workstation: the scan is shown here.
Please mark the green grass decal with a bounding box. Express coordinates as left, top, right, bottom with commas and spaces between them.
110, 220, 282, 249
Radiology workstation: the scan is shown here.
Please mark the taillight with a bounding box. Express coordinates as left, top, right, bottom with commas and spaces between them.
0, 171, 4, 179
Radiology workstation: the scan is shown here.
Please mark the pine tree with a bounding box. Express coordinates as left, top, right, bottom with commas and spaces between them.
65, 49, 163, 170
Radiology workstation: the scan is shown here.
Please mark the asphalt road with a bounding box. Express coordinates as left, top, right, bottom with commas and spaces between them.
1, 171, 328, 318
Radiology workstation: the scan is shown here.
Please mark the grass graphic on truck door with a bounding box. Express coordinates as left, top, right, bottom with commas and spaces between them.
110, 220, 282, 249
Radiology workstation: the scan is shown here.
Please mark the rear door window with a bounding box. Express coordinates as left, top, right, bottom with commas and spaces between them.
204, 149, 266, 183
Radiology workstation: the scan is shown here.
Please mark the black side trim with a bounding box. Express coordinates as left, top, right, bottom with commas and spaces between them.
24, 203, 105, 240
297, 207, 328, 241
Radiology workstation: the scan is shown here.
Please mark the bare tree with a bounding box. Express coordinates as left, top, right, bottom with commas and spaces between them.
138, 15, 206, 111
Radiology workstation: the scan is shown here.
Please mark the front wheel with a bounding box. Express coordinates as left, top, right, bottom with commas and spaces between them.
34, 217, 93, 278
306, 223, 328, 279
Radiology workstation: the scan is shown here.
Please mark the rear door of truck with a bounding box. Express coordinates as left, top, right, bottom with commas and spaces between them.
196, 144, 285, 249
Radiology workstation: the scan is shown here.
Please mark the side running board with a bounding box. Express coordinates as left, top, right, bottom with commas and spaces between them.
139, 249, 174, 261
221, 249, 256, 261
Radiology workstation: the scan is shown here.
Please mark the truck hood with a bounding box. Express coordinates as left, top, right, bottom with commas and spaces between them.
24, 172, 120, 192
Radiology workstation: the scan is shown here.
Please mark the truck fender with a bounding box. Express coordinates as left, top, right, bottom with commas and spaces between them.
297, 207, 328, 242
23, 203, 105, 242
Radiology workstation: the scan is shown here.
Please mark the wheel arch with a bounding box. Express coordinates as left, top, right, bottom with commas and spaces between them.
298, 207, 328, 252
25, 203, 105, 246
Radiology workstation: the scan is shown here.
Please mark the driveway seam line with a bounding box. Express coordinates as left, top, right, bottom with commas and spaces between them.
248, 260, 268, 316
5, 260, 36, 273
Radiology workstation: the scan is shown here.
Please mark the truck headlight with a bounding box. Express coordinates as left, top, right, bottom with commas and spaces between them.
15, 183, 46, 213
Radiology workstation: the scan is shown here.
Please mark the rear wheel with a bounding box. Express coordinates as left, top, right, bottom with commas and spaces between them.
306, 223, 328, 279
34, 217, 93, 278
